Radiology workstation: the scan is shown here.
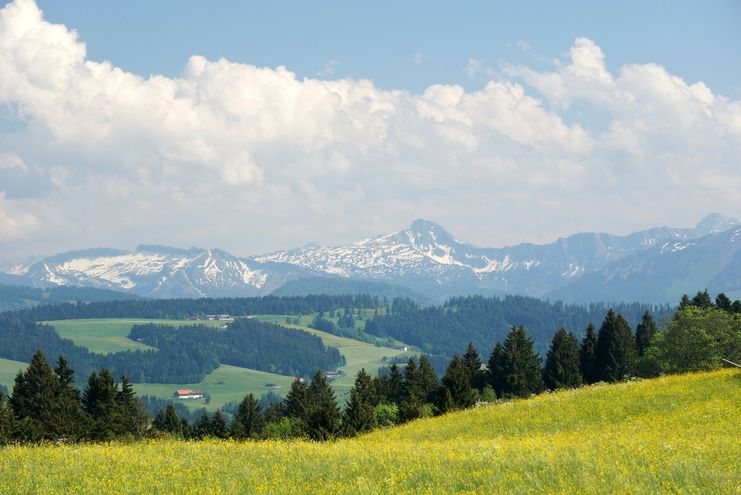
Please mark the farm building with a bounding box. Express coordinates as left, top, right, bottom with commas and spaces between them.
174, 389, 205, 400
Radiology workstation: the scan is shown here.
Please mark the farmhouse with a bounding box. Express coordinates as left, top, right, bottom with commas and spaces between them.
174, 389, 205, 400
324, 370, 345, 381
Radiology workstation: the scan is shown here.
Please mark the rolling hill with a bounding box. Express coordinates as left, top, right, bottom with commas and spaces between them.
1, 369, 737, 494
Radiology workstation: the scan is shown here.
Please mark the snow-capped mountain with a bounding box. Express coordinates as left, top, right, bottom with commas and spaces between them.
255, 214, 740, 300
17, 245, 311, 298
2, 213, 739, 302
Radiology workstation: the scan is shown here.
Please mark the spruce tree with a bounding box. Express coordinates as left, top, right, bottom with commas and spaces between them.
232, 393, 264, 439
691, 290, 713, 309
635, 311, 657, 357
417, 355, 438, 402
192, 411, 212, 439
116, 375, 147, 438
211, 410, 228, 439
54, 356, 89, 440
387, 364, 404, 406
543, 328, 582, 390
579, 324, 598, 384
305, 371, 341, 440
679, 294, 691, 310
399, 358, 424, 422
10, 350, 62, 441
82, 369, 121, 440
487, 342, 506, 397
594, 309, 637, 382
343, 369, 375, 436
497, 326, 543, 398
0, 392, 14, 445
715, 293, 732, 312
463, 342, 485, 391
284, 377, 309, 421
440, 354, 477, 410
153, 403, 183, 436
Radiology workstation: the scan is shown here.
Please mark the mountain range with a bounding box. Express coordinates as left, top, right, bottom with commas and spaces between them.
1, 213, 739, 303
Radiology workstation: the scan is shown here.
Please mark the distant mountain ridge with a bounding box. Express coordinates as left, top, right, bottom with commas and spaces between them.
1, 213, 738, 303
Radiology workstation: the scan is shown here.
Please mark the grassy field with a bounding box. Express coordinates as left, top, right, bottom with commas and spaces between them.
17, 316, 408, 408
132, 321, 409, 409
0, 357, 27, 389
133, 364, 295, 411
1, 369, 738, 494
45, 319, 225, 354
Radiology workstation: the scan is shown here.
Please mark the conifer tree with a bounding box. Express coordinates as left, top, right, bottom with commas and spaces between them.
153, 403, 183, 436
543, 328, 582, 390
691, 290, 713, 309
399, 358, 424, 422
54, 356, 89, 440
635, 311, 657, 357
440, 354, 477, 410
463, 342, 485, 391
284, 377, 309, 421
343, 369, 375, 436
211, 409, 228, 439
417, 355, 438, 402
116, 375, 147, 438
678, 294, 691, 310
82, 369, 121, 440
497, 326, 544, 398
0, 392, 14, 445
715, 293, 732, 312
305, 371, 341, 440
387, 364, 404, 405
594, 310, 637, 382
232, 393, 264, 439
487, 342, 506, 397
10, 350, 62, 441
192, 411, 212, 439
579, 324, 598, 384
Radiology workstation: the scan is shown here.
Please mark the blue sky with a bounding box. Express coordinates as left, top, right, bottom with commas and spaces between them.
0, 0, 739, 260
31, 1, 741, 96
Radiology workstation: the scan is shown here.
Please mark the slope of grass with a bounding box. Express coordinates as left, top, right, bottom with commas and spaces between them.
133, 364, 295, 411
284, 323, 410, 401
1, 370, 738, 494
45, 319, 225, 354
0, 357, 27, 388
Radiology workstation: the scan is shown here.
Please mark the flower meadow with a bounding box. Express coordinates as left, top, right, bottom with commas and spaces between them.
1, 369, 738, 494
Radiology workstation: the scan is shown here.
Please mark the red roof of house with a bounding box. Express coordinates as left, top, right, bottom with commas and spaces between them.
175, 389, 203, 395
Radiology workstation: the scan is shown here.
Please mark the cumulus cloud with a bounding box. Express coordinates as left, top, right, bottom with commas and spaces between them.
0, 0, 739, 259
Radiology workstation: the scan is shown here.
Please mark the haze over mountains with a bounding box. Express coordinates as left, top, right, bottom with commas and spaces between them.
1, 213, 738, 304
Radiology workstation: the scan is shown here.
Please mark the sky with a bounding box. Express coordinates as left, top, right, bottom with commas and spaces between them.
0, 0, 740, 261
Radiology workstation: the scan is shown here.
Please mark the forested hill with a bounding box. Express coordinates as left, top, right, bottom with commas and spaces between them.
0, 315, 344, 384
270, 277, 433, 306
0, 283, 139, 312
4, 294, 383, 321
364, 295, 674, 357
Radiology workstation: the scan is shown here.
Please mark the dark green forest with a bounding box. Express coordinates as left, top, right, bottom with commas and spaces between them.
364, 294, 676, 357
0, 316, 343, 384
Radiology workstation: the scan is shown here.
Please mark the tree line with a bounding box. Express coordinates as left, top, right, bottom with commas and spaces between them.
5, 294, 384, 322
364, 294, 675, 358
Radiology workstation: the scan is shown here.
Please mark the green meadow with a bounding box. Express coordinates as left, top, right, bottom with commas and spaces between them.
44, 318, 225, 353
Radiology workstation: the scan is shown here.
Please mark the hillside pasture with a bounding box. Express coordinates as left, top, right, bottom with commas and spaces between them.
0, 357, 27, 389
45, 318, 225, 354
133, 364, 295, 411
1, 370, 737, 494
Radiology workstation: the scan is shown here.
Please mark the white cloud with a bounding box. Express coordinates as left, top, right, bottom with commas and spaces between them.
0, 1, 739, 258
